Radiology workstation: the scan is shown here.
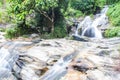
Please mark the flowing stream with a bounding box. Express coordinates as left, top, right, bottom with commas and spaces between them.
40, 50, 78, 80
0, 47, 19, 80
0, 6, 113, 80
0, 41, 33, 80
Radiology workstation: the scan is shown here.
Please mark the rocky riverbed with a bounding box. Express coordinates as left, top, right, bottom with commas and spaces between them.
0, 32, 120, 80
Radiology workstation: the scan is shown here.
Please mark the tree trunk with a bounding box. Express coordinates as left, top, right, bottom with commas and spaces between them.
38, 8, 55, 33
51, 21, 54, 33
51, 8, 55, 33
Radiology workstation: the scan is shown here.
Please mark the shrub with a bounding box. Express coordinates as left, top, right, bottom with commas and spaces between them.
64, 8, 83, 18
105, 27, 120, 38
40, 26, 67, 39
5, 25, 31, 39
106, 0, 119, 4
0, 9, 10, 24
40, 16, 67, 39
5, 27, 19, 39
0, 28, 5, 32
50, 26, 67, 38
96, 0, 106, 8
107, 2, 120, 26
71, 0, 97, 14
105, 1, 120, 38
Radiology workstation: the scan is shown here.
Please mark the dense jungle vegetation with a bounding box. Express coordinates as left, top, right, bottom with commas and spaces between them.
0, 0, 119, 39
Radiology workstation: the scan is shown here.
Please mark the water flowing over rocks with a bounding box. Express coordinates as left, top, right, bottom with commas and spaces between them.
0, 36, 120, 80
60, 38, 120, 80
74, 6, 109, 39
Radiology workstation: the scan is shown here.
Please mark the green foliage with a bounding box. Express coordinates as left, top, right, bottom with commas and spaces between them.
41, 26, 67, 39
6, 0, 36, 39
50, 26, 67, 38
106, 0, 119, 4
6, 0, 69, 39
5, 25, 36, 39
105, 27, 120, 37
64, 8, 83, 18
105, 1, 120, 37
71, 0, 97, 14
35, 0, 58, 10
0, 28, 5, 32
95, 0, 106, 8
40, 17, 67, 39
8, 0, 35, 23
7, 0, 120, 39
53, 15, 67, 38
0, 9, 10, 24
70, 0, 108, 14
5, 27, 19, 39
0, 0, 10, 24
107, 2, 120, 26
0, 1, 3, 7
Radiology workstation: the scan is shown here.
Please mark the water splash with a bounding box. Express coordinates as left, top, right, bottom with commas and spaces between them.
0, 47, 19, 80
75, 16, 92, 36
75, 6, 109, 39
40, 51, 78, 80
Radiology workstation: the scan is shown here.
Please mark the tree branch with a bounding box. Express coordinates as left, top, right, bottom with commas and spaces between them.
36, 7, 52, 22
51, 8, 54, 22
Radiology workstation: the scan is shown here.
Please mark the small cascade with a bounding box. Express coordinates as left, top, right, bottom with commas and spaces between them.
0, 47, 19, 80
75, 6, 109, 39
40, 51, 78, 80
75, 16, 92, 36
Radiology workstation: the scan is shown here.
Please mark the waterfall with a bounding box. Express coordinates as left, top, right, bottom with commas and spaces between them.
75, 6, 109, 39
75, 16, 92, 36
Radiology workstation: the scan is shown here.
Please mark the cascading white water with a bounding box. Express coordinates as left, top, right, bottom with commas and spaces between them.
0, 47, 19, 80
75, 16, 92, 36
40, 51, 78, 80
75, 6, 109, 39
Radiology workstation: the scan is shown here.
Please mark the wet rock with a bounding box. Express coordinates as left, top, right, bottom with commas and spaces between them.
60, 68, 87, 80
0, 68, 17, 80
47, 55, 61, 66
86, 55, 104, 66
13, 63, 21, 77
31, 38, 42, 43
97, 46, 109, 49
72, 35, 89, 42
39, 41, 61, 47
69, 58, 96, 73
87, 70, 111, 80
40, 67, 49, 75
20, 67, 40, 80
0, 32, 6, 43
14, 39, 77, 80
109, 50, 120, 59
0, 36, 120, 80
30, 33, 39, 39
40, 43, 51, 46
72, 65, 97, 73
26, 44, 51, 62
98, 50, 110, 56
